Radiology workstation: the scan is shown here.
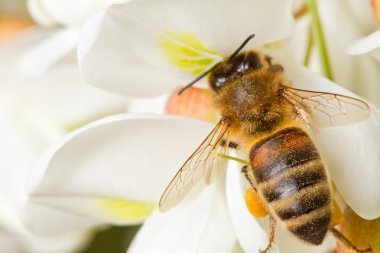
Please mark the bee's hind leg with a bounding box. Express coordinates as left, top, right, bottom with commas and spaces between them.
241, 165, 275, 253
259, 215, 276, 253
329, 227, 372, 253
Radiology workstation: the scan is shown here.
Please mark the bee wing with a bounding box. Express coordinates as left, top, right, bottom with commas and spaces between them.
159, 119, 231, 212
282, 86, 371, 128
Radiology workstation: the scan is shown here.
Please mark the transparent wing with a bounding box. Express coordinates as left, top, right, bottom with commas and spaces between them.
159, 119, 231, 212
282, 87, 371, 128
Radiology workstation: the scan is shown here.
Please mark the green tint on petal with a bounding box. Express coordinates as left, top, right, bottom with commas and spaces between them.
158, 30, 223, 74
98, 198, 156, 223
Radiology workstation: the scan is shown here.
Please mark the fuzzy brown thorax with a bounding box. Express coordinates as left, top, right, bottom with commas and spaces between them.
209, 51, 294, 135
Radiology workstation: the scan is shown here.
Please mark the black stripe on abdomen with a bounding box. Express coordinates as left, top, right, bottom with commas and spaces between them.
249, 127, 331, 245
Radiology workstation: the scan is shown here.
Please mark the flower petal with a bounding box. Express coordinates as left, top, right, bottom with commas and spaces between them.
271, 52, 380, 219
78, 0, 294, 98
78, 11, 183, 98
347, 30, 380, 55
225, 161, 279, 253
27, 0, 58, 27
25, 114, 215, 233
18, 27, 80, 77
0, 96, 89, 253
28, 114, 213, 201
345, 0, 377, 33
28, 0, 106, 26
24, 195, 155, 232
0, 28, 126, 129
128, 182, 236, 253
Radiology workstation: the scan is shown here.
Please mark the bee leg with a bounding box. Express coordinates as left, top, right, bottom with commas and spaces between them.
329, 227, 372, 253
241, 165, 256, 191
259, 215, 276, 253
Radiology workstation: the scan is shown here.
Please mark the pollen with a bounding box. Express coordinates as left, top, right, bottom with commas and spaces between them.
158, 30, 222, 74
244, 187, 269, 218
98, 197, 155, 223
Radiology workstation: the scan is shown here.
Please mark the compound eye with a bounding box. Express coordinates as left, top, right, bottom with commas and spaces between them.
210, 74, 228, 91
245, 51, 262, 70
231, 54, 247, 73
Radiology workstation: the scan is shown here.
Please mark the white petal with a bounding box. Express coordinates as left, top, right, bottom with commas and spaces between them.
0, 233, 23, 253
126, 95, 169, 114
272, 52, 380, 219
29, 0, 106, 26
347, 30, 380, 55
0, 98, 89, 253
22, 201, 101, 235
0, 28, 126, 128
78, 0, 294, 98
128, 182, 235, 253
226, 161, 279, 253
345, 0, 377, 34
27, 0, 58, 27
23, 195, 154, 235
18, 27, 79, 77
28, 114, 213, 202
78, 11, 183, 98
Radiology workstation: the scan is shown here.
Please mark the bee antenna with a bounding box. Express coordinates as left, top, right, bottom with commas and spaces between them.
178, 67, 215, 95
178, 34, 255, 95
228, 34, 255, 61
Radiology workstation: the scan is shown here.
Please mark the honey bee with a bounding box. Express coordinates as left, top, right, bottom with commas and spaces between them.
159, 34, 372, 253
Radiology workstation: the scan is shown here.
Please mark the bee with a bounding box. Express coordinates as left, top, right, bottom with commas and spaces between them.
159, 34, 372, 253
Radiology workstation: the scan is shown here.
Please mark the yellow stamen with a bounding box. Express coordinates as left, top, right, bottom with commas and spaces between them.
158, 30, 222, 74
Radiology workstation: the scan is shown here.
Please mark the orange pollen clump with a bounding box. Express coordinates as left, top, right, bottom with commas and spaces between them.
244, 187, 269, 218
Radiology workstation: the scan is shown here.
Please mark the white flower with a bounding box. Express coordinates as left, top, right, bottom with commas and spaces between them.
0, 1, 148, 251
26, 0, 380, 252
0, 95, 90, 253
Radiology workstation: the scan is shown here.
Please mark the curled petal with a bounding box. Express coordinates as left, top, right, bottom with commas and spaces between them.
347, 30, 380, 55
27, 113, 213, 209
78, 0, 294, 98
128, 182, 235, 253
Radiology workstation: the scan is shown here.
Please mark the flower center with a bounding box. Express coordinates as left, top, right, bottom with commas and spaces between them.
158, 30, 222, 74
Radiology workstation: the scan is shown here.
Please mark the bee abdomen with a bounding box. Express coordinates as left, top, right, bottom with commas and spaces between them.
250, 127, 331, 245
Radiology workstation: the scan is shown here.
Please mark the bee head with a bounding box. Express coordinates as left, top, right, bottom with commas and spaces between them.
178, 34, 256, 95
209, 51, 262, 92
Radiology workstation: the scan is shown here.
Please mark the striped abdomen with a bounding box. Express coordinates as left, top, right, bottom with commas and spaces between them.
250, 127, 331, 245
